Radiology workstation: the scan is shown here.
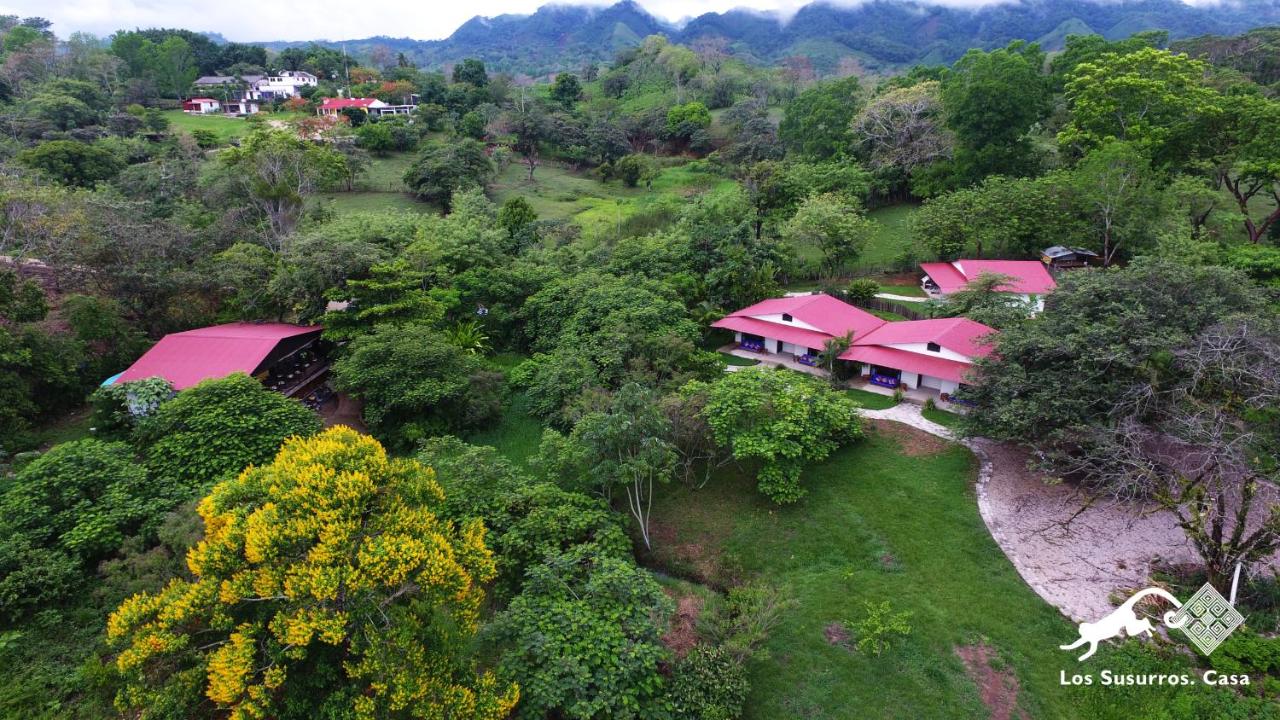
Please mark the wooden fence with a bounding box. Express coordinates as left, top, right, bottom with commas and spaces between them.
858, 297, 928, 321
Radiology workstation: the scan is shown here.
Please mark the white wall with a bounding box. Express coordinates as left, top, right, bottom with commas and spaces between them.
886, 342, 973, 364
750, 313, 823, 332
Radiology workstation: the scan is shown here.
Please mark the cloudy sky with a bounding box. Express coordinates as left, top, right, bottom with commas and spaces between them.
6, 0, 1223, 43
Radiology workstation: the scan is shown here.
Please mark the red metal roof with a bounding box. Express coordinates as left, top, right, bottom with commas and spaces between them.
319, 97, 380, 109
854, 318, 996, 359
712, 315, 835, 351
720, 293, 886, 339
839, 345, 978, 384
921, 260, 1056, 295
114, 322, 321, 390
186, 97, 218, 103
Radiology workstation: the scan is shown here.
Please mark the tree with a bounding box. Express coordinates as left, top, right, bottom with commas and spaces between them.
941, 41, 1049, 183
26, 91, 97, 130
489, 546, 671, 720
355, 121, 394, 156
452, 58, 488, 87
133, 373, 322, 489
1059, 47, 1221, 167
216, 129, 347, 245
17, 140, 123, 187
550, 72, 582, 108
665, 101, 711, 150
0, 439, 166, 618
612, 153, 653, 188
851, 81, 951, 193
332, 323, 504, 449
498, 195, 537, 241
107, 427, 518, 719
403, 139, 494, 209
779, 76, 861, 160
961, 260, 1264, 443
1213, 94, 1280, 244
1064, 141, 1161, 265
1039, 320, 1280, 590
568, 383, 676, 550
781, 193, 874, 275
698, 368, 862, 503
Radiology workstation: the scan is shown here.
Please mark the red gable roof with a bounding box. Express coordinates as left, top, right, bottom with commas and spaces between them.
840, 345, 978, 384
320, 97, 379, 109
921, 260, 1056, 295
853, 318, 996, 359
114, 322, 321, 390
715, 294, 886, 339
712, 315, 835, 351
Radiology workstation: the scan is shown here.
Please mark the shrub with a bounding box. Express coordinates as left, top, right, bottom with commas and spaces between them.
89, 377, 175, 439
702, 582, 795, 661
846, 278, 880, 305
849, 600, 912, 656
133, 373, 321, 490
668, 646, 750, 720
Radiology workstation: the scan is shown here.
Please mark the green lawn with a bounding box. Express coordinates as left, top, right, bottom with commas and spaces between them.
32, 406, 94, 448
720, 352, 761, 367
161, 110, 249, 143
313, 192, 436, 215
877, 282, 927, 297
644, 430, 1081, 719
466, 391, 544, 467
923, 405, 964, 429
845, 387, 898, 409
862, 203, 921, 271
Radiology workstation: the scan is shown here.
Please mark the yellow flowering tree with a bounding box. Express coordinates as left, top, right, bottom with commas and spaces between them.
107, 426, 518, 720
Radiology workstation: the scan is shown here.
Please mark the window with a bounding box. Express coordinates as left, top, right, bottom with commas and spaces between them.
781, 313, 793, 322
926, 342, 941, 353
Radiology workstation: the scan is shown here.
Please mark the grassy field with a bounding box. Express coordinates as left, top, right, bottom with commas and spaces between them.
720, 352, 761, 367
862, 203, 921, 270
923, 405, 964, 428
488, 160, 735, 241
315, 152, 438, 215
466, 391, 544, 467
644, 429, 1080, 719
161, 110, 249, 143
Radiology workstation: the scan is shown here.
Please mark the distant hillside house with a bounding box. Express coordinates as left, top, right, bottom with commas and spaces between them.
182, 97, 221, 114
1040, 245, 1099, 270
106, 322, 329, 397
920, 259, 1056, 310
318, 97, 388, 116
713, 294, 996, 398
254, 71, 318, 100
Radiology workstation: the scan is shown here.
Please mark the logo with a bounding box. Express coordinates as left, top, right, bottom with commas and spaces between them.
1060, 584, 1243, 661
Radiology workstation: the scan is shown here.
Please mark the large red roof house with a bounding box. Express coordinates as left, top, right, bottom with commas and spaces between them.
106, 322, 328, 397
713, 294, 996, 399
919, 259, 1056, 311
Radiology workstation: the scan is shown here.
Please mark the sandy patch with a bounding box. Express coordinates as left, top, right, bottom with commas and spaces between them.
869, 419, 951, 456
661, 592, 704, 657
955, 643, 1027, 720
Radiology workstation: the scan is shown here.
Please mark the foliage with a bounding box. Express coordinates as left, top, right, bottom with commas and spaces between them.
701, 582, 795, 662
489, 545, 671, 720
107, 427, 518, 720
698, 368, 862, 503
332, 323, 503, 448
215, 129, 348, 242
666, 646, 750, 720
781, 192, 874, 274
133, 373, 322, 489
0, 439, 165, 618
18, 140, 123, 187
403, 139, 494, 209
497, 195, 537, 241
848, 600, 913, 656
779, 76, 861, 160
89, 377, 175, 439
550, 72, 582, 107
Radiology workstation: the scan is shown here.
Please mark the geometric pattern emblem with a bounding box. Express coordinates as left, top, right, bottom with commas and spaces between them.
1166, 583, 1244, 656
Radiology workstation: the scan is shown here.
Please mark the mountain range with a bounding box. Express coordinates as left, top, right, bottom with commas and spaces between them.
263, 0, 1280, 76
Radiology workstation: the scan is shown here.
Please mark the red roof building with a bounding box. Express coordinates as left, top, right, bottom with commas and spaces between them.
112, 322, 323, 390
714, 294, 997, 397
318, 97, 388, 115
920, 260, 1056, 296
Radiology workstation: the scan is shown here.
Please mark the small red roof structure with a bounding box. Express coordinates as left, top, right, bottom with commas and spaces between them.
712, 294, 885, 342
113, 322, 322, 390
186, 97, 217, 103
920, 260, 1056, 295
852, 317, 996, 359
319, 97, 381, 110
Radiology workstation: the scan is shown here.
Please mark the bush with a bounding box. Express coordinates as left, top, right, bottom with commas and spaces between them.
846, 278, 880, 306
702, 582, 795, 661
613, 154, 653, 188
133, 373, 321, 490
89, 377, 175, 439
849, 600, 912, 656
668, 646, 750, 720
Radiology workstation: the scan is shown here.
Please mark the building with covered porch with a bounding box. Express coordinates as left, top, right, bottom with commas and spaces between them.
713, 294, 997, 401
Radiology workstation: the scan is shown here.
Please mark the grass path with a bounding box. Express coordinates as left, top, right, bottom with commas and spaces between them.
645, 428, 1080, 719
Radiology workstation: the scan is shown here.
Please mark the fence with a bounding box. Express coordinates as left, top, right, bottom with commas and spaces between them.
859, 297, 928, 321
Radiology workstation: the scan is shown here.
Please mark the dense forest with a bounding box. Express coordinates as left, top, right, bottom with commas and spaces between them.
1, 8, 1279, 720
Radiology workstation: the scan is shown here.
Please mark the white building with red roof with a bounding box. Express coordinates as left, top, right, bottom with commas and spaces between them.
318, 97, 389, 117
920, 259, 1056, 310
713, 294, 996, 398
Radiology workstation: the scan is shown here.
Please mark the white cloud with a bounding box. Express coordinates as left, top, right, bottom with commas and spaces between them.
5, 0, 1225, 42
